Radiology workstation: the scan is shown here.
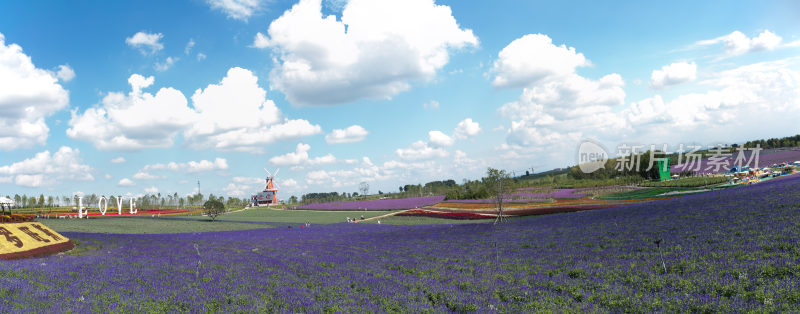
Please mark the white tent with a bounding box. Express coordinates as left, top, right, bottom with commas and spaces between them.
0, 196, 14, 206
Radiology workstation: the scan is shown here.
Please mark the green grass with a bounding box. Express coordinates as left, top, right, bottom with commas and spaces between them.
639, 176, 729, 187
186, 208, 398, 224
39, 217, 273, 234
597, 187, 685, 200
361, 215, 495, 225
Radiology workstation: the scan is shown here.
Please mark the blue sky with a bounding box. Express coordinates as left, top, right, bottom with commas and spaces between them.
1, 0, 799, 200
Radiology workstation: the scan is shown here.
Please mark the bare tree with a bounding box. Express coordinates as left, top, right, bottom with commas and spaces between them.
483, 167, 512, 224
359, 182, 369, 200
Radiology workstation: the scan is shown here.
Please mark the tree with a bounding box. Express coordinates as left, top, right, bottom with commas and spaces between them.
288, 195, 298, 204
483, 167, 512, 224
203, 200, 225, 221
359, 182, 369, 199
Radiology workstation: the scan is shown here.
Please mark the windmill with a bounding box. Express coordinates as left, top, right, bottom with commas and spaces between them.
252, 168, 280, 207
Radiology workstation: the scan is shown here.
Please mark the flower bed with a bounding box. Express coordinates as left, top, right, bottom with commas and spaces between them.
293, 196, 446, 211
0, 222, 74, 260
0, 214, 35, 223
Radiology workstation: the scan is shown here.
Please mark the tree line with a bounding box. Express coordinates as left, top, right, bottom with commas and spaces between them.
4, 192, 249, 211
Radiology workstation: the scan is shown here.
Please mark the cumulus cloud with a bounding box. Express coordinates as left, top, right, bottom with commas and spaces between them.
650, 61, 697, 89
68, 67, 321, 152
453, 118, 480, 138
154, 56, 178, 72
132, 171, 163, 180
118, 178, 135, 187
325, 125, 368, 144
695, 30, 782, 57
140, 158, 229, 174
395, 140, 448, 160
0, 146, 94, 187
56, 64, 75, 82
110, 157, 126, 164
493, 34, 626, 148
184, 67, 322, 152
623, 58, 800, 140
258, 0, 478, 106
144, 186, 159, 194
207, 0, 262, 21
125, 31, 164, 55
490, 34, 589, 88
0, 33, 70, 150
269, 143, 337, 166
427, 130, 453, 147
304, 159, 384, 187
67, 74, 196, 151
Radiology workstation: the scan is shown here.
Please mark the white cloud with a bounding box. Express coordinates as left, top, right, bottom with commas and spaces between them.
154, 57, 178, 72
110, 157, 126, 164
325, 125, 368, 144
490, 34, 589, 88
69, 68, 320, 152
423, 100, 440, 109
428, 130, 453, 147
233, 176, 263, 185
623, 58, 800, 139
132, 171, 163, 180
695, 30, 782, 57
207, 0, 262, 21
0, 146, 94, 187
260, 0, 478, 106
197, 53, 207, 61
104, 174, 112, 179
252, 32, 269, 48
395, 140, 448, 160
493, 34, 627, 149
67, 74, 196, 151
144, 186, 159, 194
453, 118, 480, 138
269, 143, 337, 165
185, 39, 195, 55
0, 33, 70, 150
141, 158, 229, 174
125, 31, 164, 55
184, 67, 322, 152
304, 162, 384, 187
650, 61, 697, 89
56, 64, 75, 82
117, 178, 135, 187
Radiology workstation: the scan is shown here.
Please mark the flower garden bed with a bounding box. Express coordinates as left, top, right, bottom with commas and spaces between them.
0, 222, 74, 260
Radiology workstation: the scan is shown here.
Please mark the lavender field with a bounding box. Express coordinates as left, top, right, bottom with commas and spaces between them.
3, 176, 800, 311
293, 195, 445, 210
671, 148, 800, 174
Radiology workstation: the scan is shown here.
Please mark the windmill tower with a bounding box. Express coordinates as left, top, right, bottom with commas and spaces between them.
252, 169, 280, 207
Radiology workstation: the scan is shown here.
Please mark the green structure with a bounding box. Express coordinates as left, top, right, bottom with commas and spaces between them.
657, 159, 670, 181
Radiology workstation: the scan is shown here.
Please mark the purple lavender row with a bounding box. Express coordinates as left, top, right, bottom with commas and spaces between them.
3, 176, 800, 311
670, 149, 800, 174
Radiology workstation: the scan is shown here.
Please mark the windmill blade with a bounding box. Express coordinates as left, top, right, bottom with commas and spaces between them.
264, 168, 272, 178
273, 168, 280, 178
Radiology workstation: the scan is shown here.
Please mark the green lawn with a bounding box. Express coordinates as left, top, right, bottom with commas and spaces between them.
361, 215, 495, 225
39, 217, 273, 234
188, 208, 398, 224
